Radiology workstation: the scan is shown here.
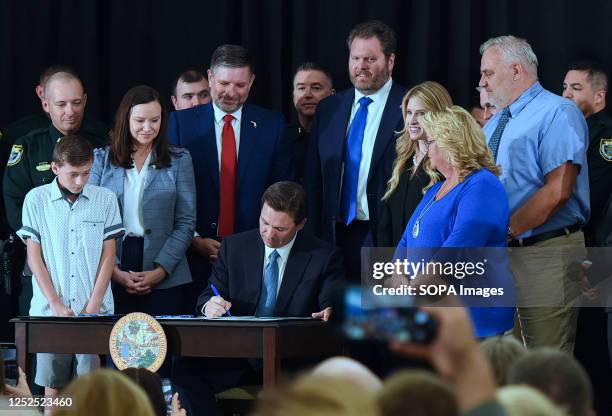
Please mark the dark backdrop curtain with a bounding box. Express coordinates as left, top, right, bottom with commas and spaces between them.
1, 1, 612, 413
2, 0, 612, 126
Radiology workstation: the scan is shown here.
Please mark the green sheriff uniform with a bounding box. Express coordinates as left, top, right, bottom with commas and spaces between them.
0, 113, 51, 238
3, 120, 108, 232
584, 110, 612, 246
3, 120, 108, 319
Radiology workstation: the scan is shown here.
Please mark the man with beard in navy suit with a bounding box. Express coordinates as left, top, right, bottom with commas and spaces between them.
304, 20, 406, 281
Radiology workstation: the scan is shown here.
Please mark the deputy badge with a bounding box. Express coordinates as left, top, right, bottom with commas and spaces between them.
7, 144, 23, 166
600, 138, 612, 161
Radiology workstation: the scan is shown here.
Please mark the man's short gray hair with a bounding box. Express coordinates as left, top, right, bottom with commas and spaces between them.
480, 35, 539, 79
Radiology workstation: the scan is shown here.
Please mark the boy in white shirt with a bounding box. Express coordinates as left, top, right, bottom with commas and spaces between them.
17, 135, 124, 403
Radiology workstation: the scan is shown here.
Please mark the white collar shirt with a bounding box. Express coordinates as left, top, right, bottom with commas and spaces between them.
123, 151, 152, 237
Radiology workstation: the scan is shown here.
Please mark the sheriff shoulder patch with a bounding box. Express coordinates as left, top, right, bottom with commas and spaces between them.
7, 144, 23, 166
600, 138, 612, 162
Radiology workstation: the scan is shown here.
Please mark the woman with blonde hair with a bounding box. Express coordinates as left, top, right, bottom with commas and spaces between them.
378, 81, 453, 247
397, 106, 514, 337
53, 369, 155, 416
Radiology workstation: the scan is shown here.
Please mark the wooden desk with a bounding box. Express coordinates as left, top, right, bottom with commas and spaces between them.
11, 317, 342, 387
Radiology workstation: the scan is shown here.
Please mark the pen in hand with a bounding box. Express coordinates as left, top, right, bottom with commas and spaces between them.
210, 284, 232, 317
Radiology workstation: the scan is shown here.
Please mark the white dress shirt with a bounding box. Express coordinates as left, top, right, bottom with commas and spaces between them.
123, 152, 152, 237
346, 78, 393, 220
212, 102, 243, 170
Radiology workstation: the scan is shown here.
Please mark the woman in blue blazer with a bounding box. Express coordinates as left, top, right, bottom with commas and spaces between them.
89, 85, 196, 315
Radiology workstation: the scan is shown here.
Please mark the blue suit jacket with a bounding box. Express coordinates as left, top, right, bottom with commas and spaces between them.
167, 102, 292, 238
88, 146, 196, 289
304, 81, 407, 243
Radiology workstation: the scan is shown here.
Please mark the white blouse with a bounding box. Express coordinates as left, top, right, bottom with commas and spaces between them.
123, 152, 152, 237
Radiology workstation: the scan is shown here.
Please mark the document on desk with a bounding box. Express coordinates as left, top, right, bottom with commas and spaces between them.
204, 316, 315, 321
152, 315, 315, 321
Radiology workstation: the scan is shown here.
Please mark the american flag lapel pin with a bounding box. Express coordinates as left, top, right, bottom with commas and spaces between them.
250, 120, 257, 128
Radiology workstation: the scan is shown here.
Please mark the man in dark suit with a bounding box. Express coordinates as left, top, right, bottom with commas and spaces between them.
304, 20, 406, 280
172, 182, 343, 416
288, 62, 335, 183
168, 44, 292, 292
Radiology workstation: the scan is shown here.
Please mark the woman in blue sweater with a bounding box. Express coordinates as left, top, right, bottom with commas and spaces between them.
397, 106, 515, 337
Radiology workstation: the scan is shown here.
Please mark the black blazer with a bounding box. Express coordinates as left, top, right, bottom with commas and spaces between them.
377, 162, 429, 247
196, 229, 344, 316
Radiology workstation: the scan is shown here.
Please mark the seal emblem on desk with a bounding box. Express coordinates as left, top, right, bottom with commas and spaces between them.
109, 312, 167, 371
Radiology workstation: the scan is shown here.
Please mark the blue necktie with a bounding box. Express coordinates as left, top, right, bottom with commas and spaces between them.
340, 96, 373, 224
256, 250, 280, 317
488, 107, 511, 161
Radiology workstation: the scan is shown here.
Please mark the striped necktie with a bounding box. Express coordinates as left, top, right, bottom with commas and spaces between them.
488, 107, 511, 161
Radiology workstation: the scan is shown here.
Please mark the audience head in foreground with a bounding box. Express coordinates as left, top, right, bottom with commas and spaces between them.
377, 369, 458, 416
479, 335, 526, 386
497, 385, 567, 416
508, 348, 594, 416
120, 368, 167, 416
254, 374, 380, 416
311, 356, 382, 392
53, 369, 154, 416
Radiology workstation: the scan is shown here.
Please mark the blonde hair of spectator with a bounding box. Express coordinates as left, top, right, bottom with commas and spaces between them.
479, 335, 526, 386
377, 369, 458, 416
384, 81, 453, 200
254, 374, 380, 416
420, 105, 501, 190
311, 356, 382, 392
53, 369, 155, 416
497, 385, 568, 416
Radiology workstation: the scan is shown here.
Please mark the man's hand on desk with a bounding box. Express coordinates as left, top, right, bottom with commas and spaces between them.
312, 306, 332, 321
204, 296, 232, 318
50, 299, 75, 317
192, 237, 221, 261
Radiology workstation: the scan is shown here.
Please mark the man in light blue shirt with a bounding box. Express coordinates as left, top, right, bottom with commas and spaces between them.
479, 35, 589, 353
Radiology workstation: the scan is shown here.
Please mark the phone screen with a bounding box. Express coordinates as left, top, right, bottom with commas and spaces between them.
337, 286, 437, 344
1, 344, 18, 387
161, 378, 173, 414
